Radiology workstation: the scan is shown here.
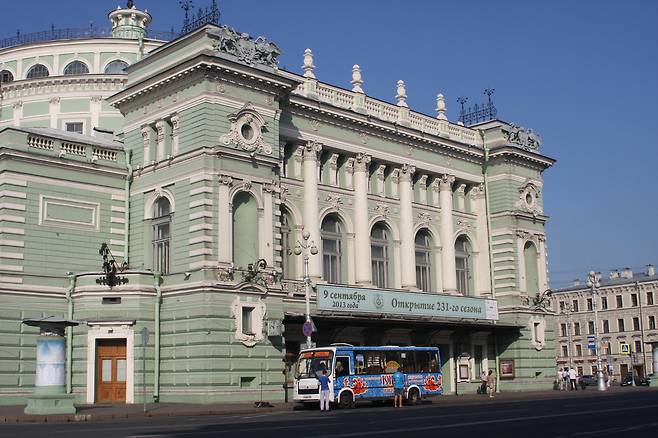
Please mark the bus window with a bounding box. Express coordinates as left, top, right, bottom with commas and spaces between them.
415, 351, 432, 373
430, 351, 439, 372
384, 350, 401, 373
355, 352, 366, 374
335, 356, 350, 377
295, 350, 334, 379
400, 350, 416, 373
365, 351, 385, 375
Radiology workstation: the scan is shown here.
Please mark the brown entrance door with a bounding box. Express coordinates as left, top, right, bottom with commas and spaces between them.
96, 339, 127, 403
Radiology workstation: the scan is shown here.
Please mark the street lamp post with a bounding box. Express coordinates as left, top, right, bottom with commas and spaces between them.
294, 228, 318, 349
587, 271, 606, 391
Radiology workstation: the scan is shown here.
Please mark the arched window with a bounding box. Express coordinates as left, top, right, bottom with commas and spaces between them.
415, 230, 432, 292
104, 60, 129, 74
455, 235, 473, 295
26, 64, 49, 79
152, 197, 171, 274
371, 223, 391, 289
321, 215, 343, 284
524, 241, 540, 296
63, 60, 89, 76
0, 70, 13, 84
232, 192, 258, 269
280, 207, 296, 279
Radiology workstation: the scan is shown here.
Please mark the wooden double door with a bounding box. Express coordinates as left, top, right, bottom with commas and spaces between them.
96, 339, 127, 403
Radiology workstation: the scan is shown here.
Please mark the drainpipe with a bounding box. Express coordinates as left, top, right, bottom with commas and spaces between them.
479, 130, 496, 299
480, 130, 499, 392
124, 150, 133, 266
153, 272, 162, 402
65, 273, 76, 394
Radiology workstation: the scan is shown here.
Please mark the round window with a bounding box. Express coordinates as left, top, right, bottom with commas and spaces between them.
240, 123, 255, 141
525, 193, 534, 205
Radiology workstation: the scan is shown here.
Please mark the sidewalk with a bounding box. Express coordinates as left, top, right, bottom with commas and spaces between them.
1, 386, 655, 423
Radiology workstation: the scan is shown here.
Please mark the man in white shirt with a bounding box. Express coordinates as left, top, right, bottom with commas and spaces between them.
558, 368, 565, 390
568, 367, 578, 390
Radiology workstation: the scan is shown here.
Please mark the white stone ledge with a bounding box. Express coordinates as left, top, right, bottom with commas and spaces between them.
112, 194, 126, 201
110, 216, 126, 224
110, 239, 124, 246
0, 276, 23, 284
189, 223, 213, 232
110, 227, 125, 235
492, 248, 514, 254
111, 205, 126, 213
0, 264, 23, 272
0, 227, 24, 235
0, 252, 23, 260
189, 236, 213, 245
0, 239, 24, 247
0, 215, 24, 223
0, 191, 27, 199
189, 248, 213, 257
189, 211, 213, 220
189, 199, 213, 209
190, 187, 214, 196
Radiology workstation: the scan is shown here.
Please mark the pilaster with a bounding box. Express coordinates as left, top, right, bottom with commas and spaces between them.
303, 141, 323, 280
398, 164, 417, 289
353, 152, 372, 285
440, 174, 457, 292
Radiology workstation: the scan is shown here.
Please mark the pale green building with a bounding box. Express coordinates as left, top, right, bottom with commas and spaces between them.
0, 3, 556, 406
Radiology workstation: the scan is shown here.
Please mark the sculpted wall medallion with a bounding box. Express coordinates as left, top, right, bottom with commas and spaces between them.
219, 103, 273, 155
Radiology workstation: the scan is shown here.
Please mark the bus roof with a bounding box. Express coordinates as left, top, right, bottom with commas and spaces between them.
300, 346, 439, 352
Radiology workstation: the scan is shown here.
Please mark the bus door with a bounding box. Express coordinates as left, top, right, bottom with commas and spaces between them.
333, 355, 352, 400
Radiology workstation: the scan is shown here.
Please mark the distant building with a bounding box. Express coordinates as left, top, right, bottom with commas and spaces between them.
0, 2, 556, 405
550, 265, 658, 380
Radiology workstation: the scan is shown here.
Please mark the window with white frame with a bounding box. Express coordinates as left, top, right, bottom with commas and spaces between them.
415, 231, 432, 292
26, 63, 49, 79
455, 236, 472, 295
241, 306, 254, 335
370, 223, 390, 289
649, 316, 656, 330
561, 345, 568, 357
0, 69, 13, 84
152, 197, 171, 274
63, 60, 89, 75
321, 215, 342, 284
104, 59, 129, 74
65, 122, 84, 134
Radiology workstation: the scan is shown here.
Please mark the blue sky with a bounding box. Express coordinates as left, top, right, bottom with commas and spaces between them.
2, 1, 656, 289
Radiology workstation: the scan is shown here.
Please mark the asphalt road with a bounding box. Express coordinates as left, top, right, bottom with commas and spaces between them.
3, 390, 658, 438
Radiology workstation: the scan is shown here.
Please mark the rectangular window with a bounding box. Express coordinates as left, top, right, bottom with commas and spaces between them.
561, 323, 567, 337
604, 342, 611, 355
322, 238, 341, 284
473, 345, 483, 377
587, 298, 593, 311
559, 301, 565, 311
561, 345, 568, 357
650, 316, 656, 330
632, 294, 638, 307
577, 366, 583, 376
588, 321, 595, 335
602, 320, 609, 334
647, 292, 654, 306
633, 317, 640, 331
572, 300, 579, 312
241, 307, 254, 335
618, 318, 625, 332
616, 295, 623, 308
574, 322, 581, 336
592, 365, 598, 374
601, 296, 608, 310
575, 344, 582, 356
635, 340, 642, 352
65, 122, 83, 134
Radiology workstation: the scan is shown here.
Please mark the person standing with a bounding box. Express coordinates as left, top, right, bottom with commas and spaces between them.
486, 369, 495, 398
392, 366, 405, 407
480, 370, 488, 394
558, 368, 565, 390
317, 369, 331, 411
568, 367, 578, 391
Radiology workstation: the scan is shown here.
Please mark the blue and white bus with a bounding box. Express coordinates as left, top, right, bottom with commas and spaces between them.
293, 344, 442, 408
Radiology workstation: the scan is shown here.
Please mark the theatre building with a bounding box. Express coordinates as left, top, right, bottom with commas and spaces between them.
0, 3, 556, 405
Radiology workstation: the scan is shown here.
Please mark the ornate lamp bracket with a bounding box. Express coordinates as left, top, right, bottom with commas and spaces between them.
96, 243, 128, 287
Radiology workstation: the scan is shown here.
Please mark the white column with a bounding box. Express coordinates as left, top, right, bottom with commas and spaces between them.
516, 230, 528, 292
155, 120, 165, 161
456, 184, 466, 211
303, 141, 323, 281
90, 95, 102, 133
261, 181, 275, 266
346, 233, 356, 284
141, 125, 151, 165
538, 235, 548, 292
418, 175, 428, 204
471, 184, 491, 296
345, 158, 355, 190
49, 97, 60, 129
171, 113, 180, 156
218, 175, 233, 264
440, 174, 457, 292
353, 153, 372, 285
398, 164, 417, 289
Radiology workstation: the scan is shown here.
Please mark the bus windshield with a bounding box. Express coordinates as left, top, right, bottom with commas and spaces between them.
295, 350, 334, 379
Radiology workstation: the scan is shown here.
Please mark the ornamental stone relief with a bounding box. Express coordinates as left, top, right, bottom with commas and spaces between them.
374, 203, 390, 218
516, 181, 543, 216
219, 103, 272, 155
211, 26, 281, 68
326, 194, 343, 210
417, 211, 431, 226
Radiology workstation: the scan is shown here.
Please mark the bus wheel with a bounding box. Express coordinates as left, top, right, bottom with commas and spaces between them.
407, 388, 420, 405
339, 391, 354, 409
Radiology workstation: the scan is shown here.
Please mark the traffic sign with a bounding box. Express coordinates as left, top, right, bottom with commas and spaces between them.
302, 321, 313, 337
619, 342, 630, 355
588, 343, 596, 350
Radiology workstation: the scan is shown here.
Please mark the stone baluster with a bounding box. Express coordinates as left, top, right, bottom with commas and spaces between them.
302, 48, 318, 98
440, 174, 457, 292
353, 152, 372, 285
436, 93, 448, 120
351, 65, 366, 113
396, 80, 410, 126
398, 164, 417, 289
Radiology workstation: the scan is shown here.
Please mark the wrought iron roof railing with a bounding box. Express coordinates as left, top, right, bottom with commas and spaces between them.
0, 25, 178, 50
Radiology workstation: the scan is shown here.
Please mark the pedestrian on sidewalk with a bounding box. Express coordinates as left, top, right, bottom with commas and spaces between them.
568, 367, 578, 391
557, 368, 565, 391
480, 370, 488, 394
317, 369, 331, 412
486, 369, 495, 398
393, 366, 405, 407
